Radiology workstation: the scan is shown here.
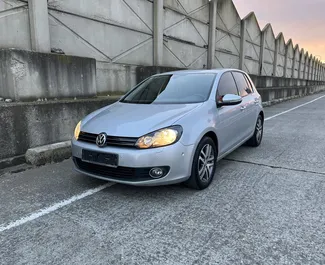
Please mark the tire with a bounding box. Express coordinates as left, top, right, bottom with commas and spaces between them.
185, 137, 217, 190
246, 114, 264, 147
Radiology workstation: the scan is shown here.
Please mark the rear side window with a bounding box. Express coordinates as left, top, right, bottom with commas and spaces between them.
216, 72, 239, 102
232, 72, 252, 97
244, 74, 254, 93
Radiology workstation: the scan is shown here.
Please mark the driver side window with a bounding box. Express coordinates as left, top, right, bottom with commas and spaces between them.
216, 72, 239, 103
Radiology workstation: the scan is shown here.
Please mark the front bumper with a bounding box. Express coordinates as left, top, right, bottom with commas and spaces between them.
71, 138, 195, 186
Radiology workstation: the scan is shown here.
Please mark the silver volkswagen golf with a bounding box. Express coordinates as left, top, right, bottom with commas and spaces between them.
72, 69, 264, 190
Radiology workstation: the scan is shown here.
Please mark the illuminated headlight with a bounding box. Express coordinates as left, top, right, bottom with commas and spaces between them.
136, 126, 183, 149
74, 121, 81, 140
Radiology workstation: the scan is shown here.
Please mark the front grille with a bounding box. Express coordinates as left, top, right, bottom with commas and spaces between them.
73, 158, 153, 181
78, 131, 138, 148
78, 132, 97, 144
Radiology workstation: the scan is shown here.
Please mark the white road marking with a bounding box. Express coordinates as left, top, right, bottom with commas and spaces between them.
265, 95, 325, 121
0, 182, 114, 233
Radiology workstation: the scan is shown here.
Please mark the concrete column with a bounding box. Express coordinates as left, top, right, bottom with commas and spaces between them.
283, 45, 289, 78
153, 0, 164, 66
320, 65, 322, 81
273, 39, 279, 76
320, 63, 322, 81
259, 30, 266, 75
207, 0, 217, 69
311, 57, 315, 80
28, 0, 51, 53
313, 57, 317, 81
291, 52, 296, 78
319, 62, 321, 81
320, 64, 322, 81
303, 54, 307, 80
307, 56, 312, 80
308, 57, 313, 80
319, 65, 323, 81
239, 19, 247, 70
298, 50, 303, 79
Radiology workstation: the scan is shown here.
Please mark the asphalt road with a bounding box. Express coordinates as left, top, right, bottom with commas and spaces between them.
1, 93, 325, 265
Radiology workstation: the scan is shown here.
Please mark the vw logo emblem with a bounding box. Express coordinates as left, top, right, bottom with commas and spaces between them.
96, 133, 107, 147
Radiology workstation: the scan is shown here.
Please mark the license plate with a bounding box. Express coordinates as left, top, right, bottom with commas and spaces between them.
82, 150, 118, 167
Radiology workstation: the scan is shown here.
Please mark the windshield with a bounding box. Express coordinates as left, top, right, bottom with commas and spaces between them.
120, 73, 216, 104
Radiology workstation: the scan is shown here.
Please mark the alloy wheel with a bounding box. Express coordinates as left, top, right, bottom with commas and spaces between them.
256, 117, 263, 143
198, 144, 215, 182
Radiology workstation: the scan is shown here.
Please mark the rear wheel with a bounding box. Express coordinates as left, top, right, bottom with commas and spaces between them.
247, 114, 264, 147
185, 137, 217, 190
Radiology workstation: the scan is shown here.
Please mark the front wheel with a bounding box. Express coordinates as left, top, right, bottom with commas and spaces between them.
246, 114, 264, 147
185, 137, 217, 190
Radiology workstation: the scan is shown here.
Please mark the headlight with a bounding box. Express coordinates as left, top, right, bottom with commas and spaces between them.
136, 126, 183, 149
74, 121, 81, 140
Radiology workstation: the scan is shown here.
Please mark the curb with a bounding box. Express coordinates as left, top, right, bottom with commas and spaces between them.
25, 141, 72, 166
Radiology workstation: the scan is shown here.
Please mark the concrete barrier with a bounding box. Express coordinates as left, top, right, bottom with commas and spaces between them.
0, 97, 118, 165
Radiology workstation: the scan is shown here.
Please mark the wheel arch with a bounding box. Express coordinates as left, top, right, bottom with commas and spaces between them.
188, 130, 219, 175
203, 131, 219, 155
259, 111, 265, 122
186, 130, 219, 188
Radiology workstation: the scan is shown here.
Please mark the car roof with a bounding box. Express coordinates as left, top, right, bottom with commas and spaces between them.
153, 68, 246, 76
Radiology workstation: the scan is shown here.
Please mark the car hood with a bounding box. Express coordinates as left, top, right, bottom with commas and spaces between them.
81, 102, 202, 137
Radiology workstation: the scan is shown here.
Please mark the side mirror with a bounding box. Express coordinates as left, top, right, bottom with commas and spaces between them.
217, 94, 242, 107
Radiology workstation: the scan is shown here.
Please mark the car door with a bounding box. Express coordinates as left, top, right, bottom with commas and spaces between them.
244, 73, 261, 118
232, 71, 257, 139
215, 72, 244, 156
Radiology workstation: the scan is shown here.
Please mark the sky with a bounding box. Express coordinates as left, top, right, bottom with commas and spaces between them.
232, 0, 325, 62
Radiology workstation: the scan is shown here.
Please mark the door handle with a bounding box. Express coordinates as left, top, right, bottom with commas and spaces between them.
240, 106, 246, 111
254, 99, 260, 104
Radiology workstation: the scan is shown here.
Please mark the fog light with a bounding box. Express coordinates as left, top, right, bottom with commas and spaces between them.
149, 168, 164, 179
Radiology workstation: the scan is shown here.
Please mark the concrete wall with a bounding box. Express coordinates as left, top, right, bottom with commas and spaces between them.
261, 24, 275, 76
0, 0, 31, 50
162, 0, 209, 69
0, 97, 117, 160
276, 34, 286, 77
47, 0, 153, 94
0, 49, 96, 101
215, 0, 241, 69
243, 13, 261, 75
0, 0, 324, 95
